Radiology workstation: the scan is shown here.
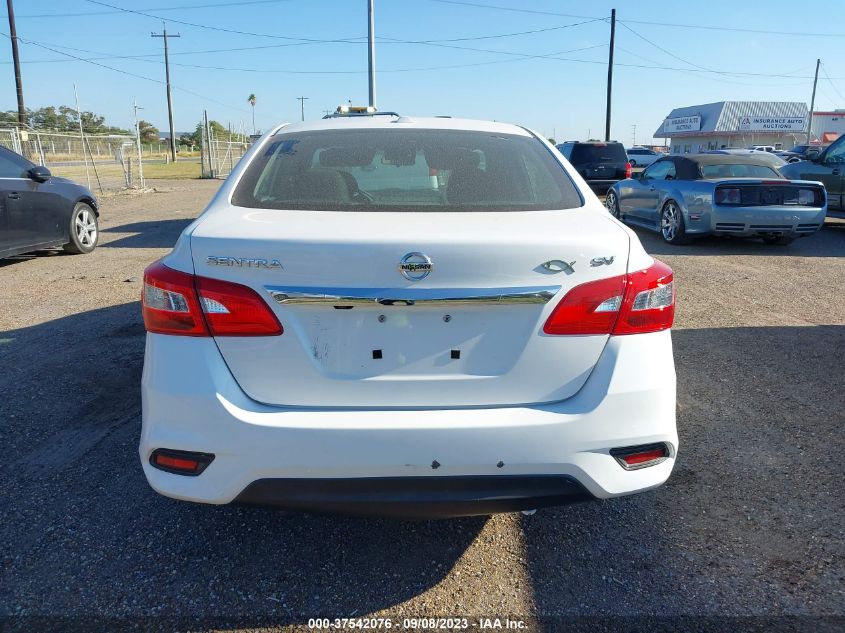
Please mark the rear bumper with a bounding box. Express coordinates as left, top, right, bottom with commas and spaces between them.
584, 179, 620, 193
689, 206, 827, 237
235, 475, 594, 518
140, 330, 677, 515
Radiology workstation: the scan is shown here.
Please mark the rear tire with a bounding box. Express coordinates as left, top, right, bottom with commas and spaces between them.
605, 190, 621, 219
762, 235, 795, 246
660, 200, 690, 245
63, 202, 98, 254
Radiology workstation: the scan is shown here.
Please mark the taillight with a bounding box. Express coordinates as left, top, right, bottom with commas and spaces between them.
613, 261, 675, 335
142, 261, 208, 336
543, 260, 674, 336
196, 276, 283, 336
625, 161, 632, 179
714, 187, 741, 205
543, 274, 626, 335
142, 260, 282, 337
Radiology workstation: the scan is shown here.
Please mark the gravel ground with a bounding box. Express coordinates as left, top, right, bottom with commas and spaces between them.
1, 180, 843, 631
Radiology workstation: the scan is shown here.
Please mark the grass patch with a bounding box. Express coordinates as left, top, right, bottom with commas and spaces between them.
142, 161, 201, 179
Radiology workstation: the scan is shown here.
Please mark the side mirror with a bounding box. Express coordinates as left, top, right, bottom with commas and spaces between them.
806, 149, 821, 161
28, 165, 51, 182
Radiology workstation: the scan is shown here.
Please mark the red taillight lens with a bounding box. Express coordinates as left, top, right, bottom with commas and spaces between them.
625, 161, 632, 179
543, 260, 675, 336
142, 260, 282, 337
612, 260, 675, 335
714, 187, 741, 205
196, 276, 282, 336
543, 274, 626, 335
142, 261, 208, 336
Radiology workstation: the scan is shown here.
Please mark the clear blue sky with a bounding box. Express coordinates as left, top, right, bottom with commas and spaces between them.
3, 0, 845, 143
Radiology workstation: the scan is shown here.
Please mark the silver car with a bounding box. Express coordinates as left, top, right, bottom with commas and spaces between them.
605, 154, 827, 245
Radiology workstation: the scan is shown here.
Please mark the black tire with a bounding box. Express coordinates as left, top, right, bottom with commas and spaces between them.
762, 235, 795, 246
63, 202, 98, 254
659, 200, 690, 245
605, 190, 622, 219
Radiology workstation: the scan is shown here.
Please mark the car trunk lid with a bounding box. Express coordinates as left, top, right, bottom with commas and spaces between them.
190, 206, 630, 408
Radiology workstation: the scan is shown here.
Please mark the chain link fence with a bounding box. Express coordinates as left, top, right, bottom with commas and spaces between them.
0, 127, 198, 193
199, 121, 250, 179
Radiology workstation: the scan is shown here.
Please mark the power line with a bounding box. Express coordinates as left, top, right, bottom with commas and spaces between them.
3, 33, 608, 75
84, 0, 363, 43
820, 63, 845, 104
2, 32, 248, 113
428, 0, 597, 20
428, 0, 845, 38
18, 0, 291, 18
617, 21, 713, 73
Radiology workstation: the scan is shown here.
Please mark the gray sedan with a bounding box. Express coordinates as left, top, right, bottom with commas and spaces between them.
605, 154, 827, 245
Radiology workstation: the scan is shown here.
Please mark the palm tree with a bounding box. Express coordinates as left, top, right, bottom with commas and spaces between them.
247, 94, 256, 135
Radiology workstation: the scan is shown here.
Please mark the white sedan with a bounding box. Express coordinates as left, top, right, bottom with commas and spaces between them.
139, 111, 677, 517
626, 147, 663, 167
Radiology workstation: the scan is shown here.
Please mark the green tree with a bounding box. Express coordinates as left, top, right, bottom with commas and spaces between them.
138, 120, 159, 144
188, 120, 238, 146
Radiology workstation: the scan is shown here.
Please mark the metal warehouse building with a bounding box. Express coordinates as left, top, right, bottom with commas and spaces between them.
809, 110, 844, 145
654, 101, 808, 153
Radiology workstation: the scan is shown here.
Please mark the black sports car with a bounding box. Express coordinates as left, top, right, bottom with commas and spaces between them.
0, 145, 99, 259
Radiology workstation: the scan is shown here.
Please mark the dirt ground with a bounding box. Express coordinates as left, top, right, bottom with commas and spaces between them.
1, 179, 843, 631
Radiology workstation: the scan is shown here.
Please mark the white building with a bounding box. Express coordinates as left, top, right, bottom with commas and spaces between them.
809, 110, 844, 145
654, 101, 809, 153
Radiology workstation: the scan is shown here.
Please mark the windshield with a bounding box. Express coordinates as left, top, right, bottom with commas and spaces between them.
232, 129, 582, 212
569, 143, 627, 164
701, 163, 781, 179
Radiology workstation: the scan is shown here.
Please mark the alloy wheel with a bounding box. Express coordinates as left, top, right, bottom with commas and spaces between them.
75, 208, 97, 247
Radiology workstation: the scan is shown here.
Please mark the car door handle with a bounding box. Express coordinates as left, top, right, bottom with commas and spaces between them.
7, 192, 20, 199
833, 168, 841, 176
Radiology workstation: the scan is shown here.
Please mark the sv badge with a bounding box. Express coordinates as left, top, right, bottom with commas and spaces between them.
590, 256, 615, 267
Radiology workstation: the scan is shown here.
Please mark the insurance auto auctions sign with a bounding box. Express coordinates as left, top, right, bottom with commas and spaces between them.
663, 115, 701, 133
738, 116, 807, 132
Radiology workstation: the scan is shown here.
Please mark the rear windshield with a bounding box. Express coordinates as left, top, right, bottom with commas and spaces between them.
700, 163, 781, 179
569, 143, 627, 164
231, 129, 582, 212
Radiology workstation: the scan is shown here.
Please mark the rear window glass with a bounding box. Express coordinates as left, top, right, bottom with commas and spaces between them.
232, 129, 582, 212
569, 143, 627, 164
700, 163, 781, 179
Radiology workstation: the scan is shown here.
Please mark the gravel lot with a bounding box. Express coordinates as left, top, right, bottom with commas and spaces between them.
1, 180, 843, 631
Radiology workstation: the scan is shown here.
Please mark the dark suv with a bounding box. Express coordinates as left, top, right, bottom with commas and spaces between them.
779, 134, 844, 216
556, 140, 630, 193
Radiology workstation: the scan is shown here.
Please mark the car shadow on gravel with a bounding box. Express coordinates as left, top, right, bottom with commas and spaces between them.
100, 219, 193, 249
632, 219, 845, 257
0, 302, 485, 625
522, 324, 845, 619
3, 303, 843, 625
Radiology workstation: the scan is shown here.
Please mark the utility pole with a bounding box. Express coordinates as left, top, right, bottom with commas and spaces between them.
133, 98, 145, 189
297, 96, 309, 121
807, 58, 820, 145
368, 0, 377, 109
74, 84, 91, 190
6, 0, 25, 128
605, 8, 616, 142
151, 24, 180, 163
631, 124, 637, 146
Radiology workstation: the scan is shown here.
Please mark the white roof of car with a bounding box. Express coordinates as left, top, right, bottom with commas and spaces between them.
272, 115, 533, 137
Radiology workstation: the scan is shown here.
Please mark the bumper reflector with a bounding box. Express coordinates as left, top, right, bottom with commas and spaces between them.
610, 443, 670, 470
150, 448, 214, 476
